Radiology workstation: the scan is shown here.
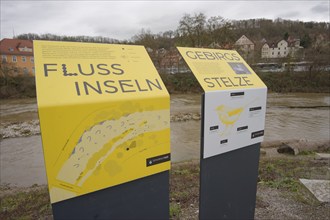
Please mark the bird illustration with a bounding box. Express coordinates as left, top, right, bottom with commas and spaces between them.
215, 97, 260, 136
215, 105, 244, 136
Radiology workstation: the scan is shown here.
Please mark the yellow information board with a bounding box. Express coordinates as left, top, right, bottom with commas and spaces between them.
34, 41, 170, 204
177, 47, 266, 91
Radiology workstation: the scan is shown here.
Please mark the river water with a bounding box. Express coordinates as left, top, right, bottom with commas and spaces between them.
0, 93, 329, 186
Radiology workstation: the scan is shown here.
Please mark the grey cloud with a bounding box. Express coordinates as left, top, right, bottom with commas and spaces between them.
311, 2, 329, 13
1, 1, 329, 40
277, 11, 301, 19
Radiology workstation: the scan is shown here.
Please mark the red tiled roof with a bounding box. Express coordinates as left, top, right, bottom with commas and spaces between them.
0, 38, 33, 56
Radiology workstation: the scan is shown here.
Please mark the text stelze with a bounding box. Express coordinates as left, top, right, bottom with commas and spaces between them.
43, 63, 163, 96
204, 76, 254, 88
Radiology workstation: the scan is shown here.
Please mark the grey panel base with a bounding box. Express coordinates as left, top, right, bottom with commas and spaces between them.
52, 171, 169, 220
199, 144, 260, 220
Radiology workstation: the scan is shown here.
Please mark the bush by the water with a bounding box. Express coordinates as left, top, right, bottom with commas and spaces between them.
258, 71, 330, 93
0, 76, 36, 99
159, 72, 202, 94
160, 71, 330, 94
0, 71, 329, 99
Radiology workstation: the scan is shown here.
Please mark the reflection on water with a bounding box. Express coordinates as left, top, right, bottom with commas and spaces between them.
0, 93, 329, 186
265, 107, 329, 142
267, 93, 330, 107
265, 93, 330, 142
0, 136, 46, 186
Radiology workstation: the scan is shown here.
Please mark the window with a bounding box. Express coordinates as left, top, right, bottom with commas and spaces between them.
30, 57, 34, 63
23, 67, 29, 75
13, 67, 18, 76
12, 56, 17, 62
278, 52, 280, 55
1, 55, 7, 62
22, 56, 26, 62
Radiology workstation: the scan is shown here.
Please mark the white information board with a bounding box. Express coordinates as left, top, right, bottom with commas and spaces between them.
203, 88, 267, 158
177, 47, 267, 158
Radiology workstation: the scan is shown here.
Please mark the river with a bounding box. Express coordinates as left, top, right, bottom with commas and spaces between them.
0, 93, 329, 186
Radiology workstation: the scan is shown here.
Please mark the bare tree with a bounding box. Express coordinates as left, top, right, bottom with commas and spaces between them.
178, 13, 207, 47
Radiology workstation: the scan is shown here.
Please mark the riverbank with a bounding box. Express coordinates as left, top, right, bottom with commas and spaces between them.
160, 71, 330, 94
1, 92, 330, 140
1, 93, 329, 186
1, 144, 329, 220
1, 71, 329, 98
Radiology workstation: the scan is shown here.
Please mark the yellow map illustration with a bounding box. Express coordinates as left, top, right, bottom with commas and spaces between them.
49, 108, 170, 203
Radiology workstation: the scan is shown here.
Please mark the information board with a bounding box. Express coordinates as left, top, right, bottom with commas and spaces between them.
34, 41, 170, 204
203, 89, 266, 158
178, 47, 267, 158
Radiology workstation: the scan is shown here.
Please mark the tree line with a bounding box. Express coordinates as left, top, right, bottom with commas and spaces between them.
15, 13, 329, 51
1, 13, 329, 98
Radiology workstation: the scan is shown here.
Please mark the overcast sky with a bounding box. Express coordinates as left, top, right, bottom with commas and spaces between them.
1, 1, 329, 41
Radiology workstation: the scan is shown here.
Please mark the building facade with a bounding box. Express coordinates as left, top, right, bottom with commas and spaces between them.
0, 38, 35, 77
261, 38, 303, 59
234, 35, 255, 61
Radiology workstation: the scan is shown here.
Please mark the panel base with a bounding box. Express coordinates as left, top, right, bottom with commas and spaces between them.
52, 171, 169, 220
199, 144, 260, 220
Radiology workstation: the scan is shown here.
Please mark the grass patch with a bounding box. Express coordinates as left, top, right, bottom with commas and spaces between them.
298, 150, 316, 156
258, 155, 329, 205
261, 177, 300, 192
1, 156, 328, 219
169, 161, 200, 219
169, 202, 181, 219
0, 186, 52, 220
259, 157, 328, 187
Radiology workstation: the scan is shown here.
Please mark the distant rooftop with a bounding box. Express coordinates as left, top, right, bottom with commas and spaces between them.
0, 38, 33, 56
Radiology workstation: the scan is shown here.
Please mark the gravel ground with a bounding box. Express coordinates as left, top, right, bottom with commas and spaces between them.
0, 120, 40, 139
255, 185, 330, 220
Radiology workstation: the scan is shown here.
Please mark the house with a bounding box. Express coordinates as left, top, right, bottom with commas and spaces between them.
150, 48, 189, 74
261, 38, 303, 59
0, 38, 35, 76
287, 37, 304, 57
234, 35, 255, 60
234, 35, 255, 51
158, 48, 183, 74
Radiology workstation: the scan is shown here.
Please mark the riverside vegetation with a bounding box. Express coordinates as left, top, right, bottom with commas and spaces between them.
1, 70, 329, 99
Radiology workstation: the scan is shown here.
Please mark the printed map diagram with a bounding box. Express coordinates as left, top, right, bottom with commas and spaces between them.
49, 107, 170, 203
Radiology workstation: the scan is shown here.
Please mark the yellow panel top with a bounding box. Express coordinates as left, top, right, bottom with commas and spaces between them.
177, 47, 266, 91
34, 41, 168, 107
